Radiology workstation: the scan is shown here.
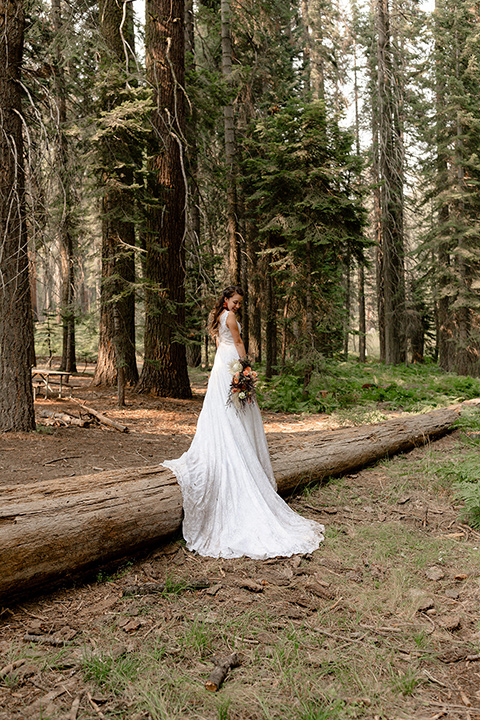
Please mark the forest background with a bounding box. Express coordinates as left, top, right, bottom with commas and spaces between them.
1, 0, 479, 432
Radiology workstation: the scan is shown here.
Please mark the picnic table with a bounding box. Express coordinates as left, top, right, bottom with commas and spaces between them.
31, 368, 71, 399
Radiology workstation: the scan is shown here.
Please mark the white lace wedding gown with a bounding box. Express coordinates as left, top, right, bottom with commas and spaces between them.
162, 311, 325, 559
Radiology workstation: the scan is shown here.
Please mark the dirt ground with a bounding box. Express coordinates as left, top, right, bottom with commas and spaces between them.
1, 369, 341, 487
1, 370, 480, 719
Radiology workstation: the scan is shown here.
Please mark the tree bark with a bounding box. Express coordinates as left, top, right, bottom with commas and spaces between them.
353, 37, 366, 363
184, 0, 203, 370
238, 186, 249, 351
358, 263, 366, 362
0, 406, 460, 604
247, 233, 262, 364
52, 0, 77, 374
376, 0, 405, 365
305, 0, 325, 101
221, 0, 240, 284
303, 240, 314, 395
93, 0, 139, 387
343, 251, 351, 360
301, 0, 311, 90
451, 21, 476, 377
370, 34, 384, 363
265, 250, 277, 379
433, 0, 449, 371
0, 0, 35, 432
136, 0, 192, 398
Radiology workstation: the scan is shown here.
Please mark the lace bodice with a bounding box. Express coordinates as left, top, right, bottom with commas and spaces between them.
218, 311, 240, 347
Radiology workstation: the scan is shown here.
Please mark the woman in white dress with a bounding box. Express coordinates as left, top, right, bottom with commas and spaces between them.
162, 286, 324, 559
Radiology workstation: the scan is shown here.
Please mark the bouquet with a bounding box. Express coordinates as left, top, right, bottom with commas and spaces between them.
227, 358, 258, 411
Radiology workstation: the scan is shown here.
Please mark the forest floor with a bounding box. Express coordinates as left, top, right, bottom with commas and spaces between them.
1, 366, 480, 720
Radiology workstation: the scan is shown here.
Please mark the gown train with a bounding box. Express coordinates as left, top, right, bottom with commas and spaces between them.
162, 311, 325, 559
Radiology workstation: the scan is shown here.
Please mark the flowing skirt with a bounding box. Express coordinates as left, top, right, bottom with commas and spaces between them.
162, 342, 324, 559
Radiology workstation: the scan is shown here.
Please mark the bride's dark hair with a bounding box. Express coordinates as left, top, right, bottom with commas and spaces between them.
207, 285, 244, 338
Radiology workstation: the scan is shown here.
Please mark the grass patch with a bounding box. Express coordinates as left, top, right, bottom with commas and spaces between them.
82, 649, 142, 694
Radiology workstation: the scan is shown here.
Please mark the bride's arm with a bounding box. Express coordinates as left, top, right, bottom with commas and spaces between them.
226, 311, 247, 359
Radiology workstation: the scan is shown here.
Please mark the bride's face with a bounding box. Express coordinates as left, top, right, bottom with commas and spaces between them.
226, 293, 243, 313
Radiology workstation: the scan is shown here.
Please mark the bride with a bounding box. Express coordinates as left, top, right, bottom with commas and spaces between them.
162, 285, 325, 559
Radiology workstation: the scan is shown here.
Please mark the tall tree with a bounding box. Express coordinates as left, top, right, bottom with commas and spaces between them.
351, 14, 367, 362
136, 0, 192, 397
221, 0, 240, 284
52, 0, 77, 373
184, 0, 209, 368
0, 0, 35, 431
92, 0, 140, 387
375, 0, 406, 364
363, 2, 385, 361
426, 0, 480, 375
243, 101, 366, 372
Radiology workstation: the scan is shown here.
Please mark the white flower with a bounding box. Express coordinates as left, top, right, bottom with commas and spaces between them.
229, 360, 243, 374
239, 391, 246, 399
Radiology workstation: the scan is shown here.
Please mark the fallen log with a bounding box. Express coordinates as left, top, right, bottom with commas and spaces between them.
0, 407, 461, 605
70, 398, 129, 433
38, 409, 89, 428
272, 406, 460, 494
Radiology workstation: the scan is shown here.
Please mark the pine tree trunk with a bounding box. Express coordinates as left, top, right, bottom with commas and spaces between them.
437, 249, 452, 371
353, 36, 366, 363
370, 42, 384, 363
265, 249, 277, 380
137, 0, 191, 398
303, 240, 314, 395
0, 0, 35, 432
52, 0, 77, 374
94, 193, 138, 386
265, 248, 277, 379
451, 24, 477, 377
30, 247, 38, 323
358, 263, 366, 362
184, 0, 202, 369
94, 0, 139, 387
221, 0, 240, 284
238, 187, 249, 352
309, 0, 325, 100
343, 252, 351, 359
281, 293, 291, 368
376, 0, 405, 365
301, 0, 311, 89
247, 233, 262, 364
433, 0, 451, 370
407, 278, 425, 364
